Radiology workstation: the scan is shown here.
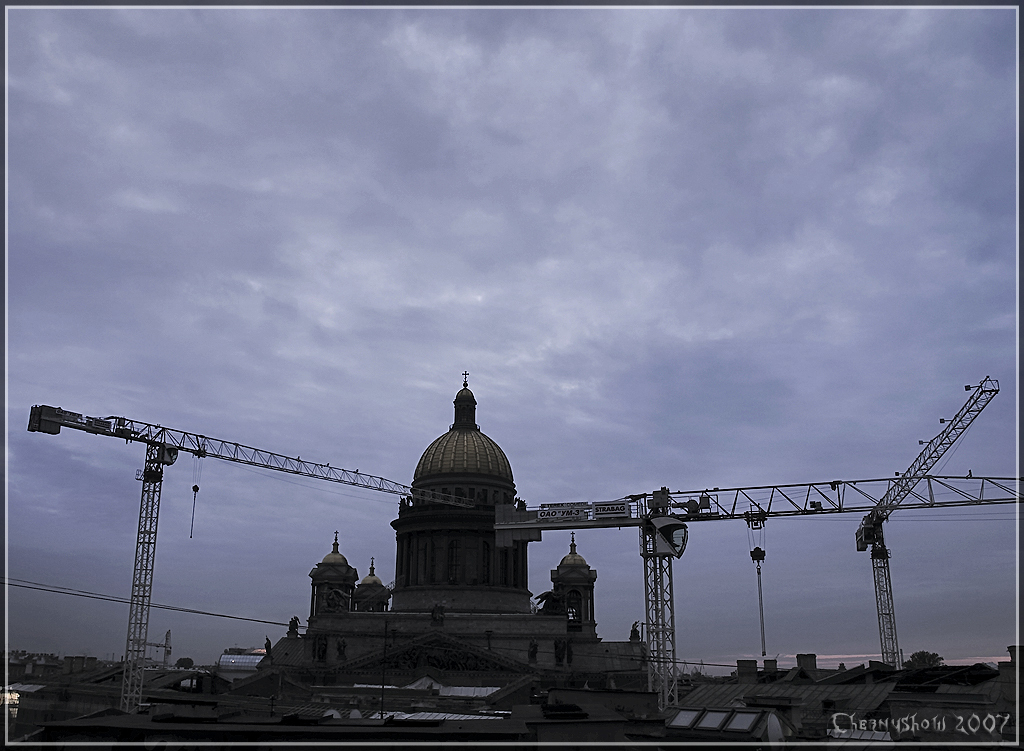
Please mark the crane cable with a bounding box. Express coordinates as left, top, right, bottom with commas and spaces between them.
190, 452, 204, 539
746, 510, 767, 657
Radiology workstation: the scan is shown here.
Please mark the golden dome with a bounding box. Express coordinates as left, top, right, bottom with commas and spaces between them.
321, 533, 349, 566
413, 380, 514, 483
414, 428, 513, 482
559, 533, 588, 567
360, 557, 384, 586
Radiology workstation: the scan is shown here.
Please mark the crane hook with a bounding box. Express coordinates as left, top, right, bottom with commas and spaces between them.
190, 453, 204, 539
751, 547, 767, 658
190, 485, 199, 539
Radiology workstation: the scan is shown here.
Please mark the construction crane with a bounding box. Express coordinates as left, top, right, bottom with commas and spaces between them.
24, 377, 1014, 712
27, 404, 472, 712
145, 629, 171, 668
495, 474, 1019, 709
855, 376, 1000, 667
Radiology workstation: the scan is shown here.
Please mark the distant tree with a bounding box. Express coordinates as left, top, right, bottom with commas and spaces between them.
903, 650, 944, 669
174, 657, 194, 669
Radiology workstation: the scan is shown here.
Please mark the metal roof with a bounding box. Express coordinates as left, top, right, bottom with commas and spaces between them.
415, 427, 514, 483
680, 681, 895, 713
397, 712, 502, 721
6, 683, 46, 692
439, 686, 499, 697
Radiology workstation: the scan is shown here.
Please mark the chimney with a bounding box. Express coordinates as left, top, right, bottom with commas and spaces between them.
764, 659, 778, 674
999, 645, 1020, 704
796, 653, 817, 671
737, 659, 758, 684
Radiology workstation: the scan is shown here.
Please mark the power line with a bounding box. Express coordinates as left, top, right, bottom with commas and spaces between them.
5, 578, 298, 628
6, 577, 746, 670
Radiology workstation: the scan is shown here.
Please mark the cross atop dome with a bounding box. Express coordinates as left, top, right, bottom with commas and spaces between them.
462, 371, 470, 388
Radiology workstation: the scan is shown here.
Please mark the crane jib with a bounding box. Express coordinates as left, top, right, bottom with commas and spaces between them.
25, 401, 478, 713
859, 375, 1000, 669
27, 404, 472, 508
877, 377, 998, 513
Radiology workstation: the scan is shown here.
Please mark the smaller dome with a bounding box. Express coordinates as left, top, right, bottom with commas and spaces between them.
322, 532, 349, 566
559, 533, 588, 567
360, 557, 383, 586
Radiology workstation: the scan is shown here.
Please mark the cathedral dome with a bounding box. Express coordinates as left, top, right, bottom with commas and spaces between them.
414, 429, 513, 482
413, 379, 514, 483
558, 534, 588, 567
321, 533, 349, 566
359, 558, 383, 586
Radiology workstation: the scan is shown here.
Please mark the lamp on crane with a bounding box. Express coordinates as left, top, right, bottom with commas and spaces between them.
648, 514, 689, 558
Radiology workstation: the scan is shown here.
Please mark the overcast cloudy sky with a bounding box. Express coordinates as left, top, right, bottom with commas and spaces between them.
6, 7, 1018, 671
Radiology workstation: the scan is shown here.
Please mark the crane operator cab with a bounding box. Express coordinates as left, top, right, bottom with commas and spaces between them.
650, 515, 689, 557
647, 490, 689, 557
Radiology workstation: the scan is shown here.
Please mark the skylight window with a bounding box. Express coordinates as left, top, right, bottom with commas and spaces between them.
725, 711, 760, 731
696, 710, 730, 729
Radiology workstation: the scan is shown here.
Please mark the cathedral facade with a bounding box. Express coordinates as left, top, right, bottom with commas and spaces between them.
264, 381, 646, 692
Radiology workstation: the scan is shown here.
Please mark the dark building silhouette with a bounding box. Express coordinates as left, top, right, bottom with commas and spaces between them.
391, 381, 528, 613
261, 380, 647, 693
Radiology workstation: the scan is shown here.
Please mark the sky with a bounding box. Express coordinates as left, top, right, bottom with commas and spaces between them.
5, 7, 1018, 672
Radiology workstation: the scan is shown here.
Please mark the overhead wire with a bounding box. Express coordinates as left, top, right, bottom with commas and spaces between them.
5, 577, 296, 628
6, 577, 927, 674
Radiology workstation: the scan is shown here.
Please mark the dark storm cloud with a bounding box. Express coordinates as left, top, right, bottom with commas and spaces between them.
6, 7, 1016, 667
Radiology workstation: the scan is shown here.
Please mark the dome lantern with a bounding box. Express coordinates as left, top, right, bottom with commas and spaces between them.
452, 372, 478, 429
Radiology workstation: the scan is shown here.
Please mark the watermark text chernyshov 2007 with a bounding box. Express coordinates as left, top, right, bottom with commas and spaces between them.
831, 711, 1013, 738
